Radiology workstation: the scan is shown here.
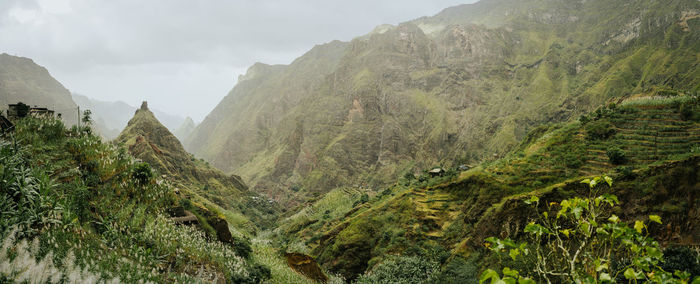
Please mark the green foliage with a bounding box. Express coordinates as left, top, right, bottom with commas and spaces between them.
586, 120, 616, 140
679, 101, 699, 121
614, 166, 636, 180
579, 114, 591, 125
233, 234, 253, 259
429, 256, 479, 284
354, 255, 439, 284
360, 193, 369, 204
606, 147, 627, 165
0, 117, 270, 282
13, 102, 30, 118
131, 162, 153, 185
0, 139, 61, 238
483, 176, 698, 283
661, 246, 700, 277
82, 109, 92, 125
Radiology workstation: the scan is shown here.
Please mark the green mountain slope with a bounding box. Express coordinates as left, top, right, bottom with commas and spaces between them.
0, 53, 79, 125
0, 117, 272, 282
186, 0, 700, 206
274, 96, 700, 280
116, 102, 276, 229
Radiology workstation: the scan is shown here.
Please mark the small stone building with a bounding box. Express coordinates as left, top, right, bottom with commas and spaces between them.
428, 168, 445, 177
29, 107, 55, 118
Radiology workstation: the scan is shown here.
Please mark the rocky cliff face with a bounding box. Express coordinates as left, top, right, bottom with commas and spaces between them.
0, 54, 79, 125
187, 0, 700, 206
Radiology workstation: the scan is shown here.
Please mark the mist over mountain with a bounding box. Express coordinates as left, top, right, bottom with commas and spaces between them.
72, 93, 188, 140
187, 0, 700, 206
0, 53, 79, 126
2, 0, 700, 283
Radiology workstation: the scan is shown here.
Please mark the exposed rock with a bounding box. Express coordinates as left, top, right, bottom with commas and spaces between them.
285, 253, 328, 283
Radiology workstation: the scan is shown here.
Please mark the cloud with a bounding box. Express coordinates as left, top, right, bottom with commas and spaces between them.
0, 0, 475, 121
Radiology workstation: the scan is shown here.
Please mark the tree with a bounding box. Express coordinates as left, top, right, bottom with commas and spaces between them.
606, 147, 627, 165
481, 176, 698, 284
82, 109, 92, 125
131, 162, 153, 186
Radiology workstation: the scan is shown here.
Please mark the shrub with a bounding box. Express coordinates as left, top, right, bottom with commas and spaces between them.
354, 255, 438, 284
679, 102, 698, 121
360, 193, 369, 203
662, 246, 700, 276
579, 114, 591, 124
482, 176, 697, 283
606, 147, 627, 165
615, 166, 636, 179
131, 162, 153, 185
429, 256, 478, 284
403, 172, 415, 181
233, 234, 253, 259
246, 263, 272, 283
585, 120, 616, 140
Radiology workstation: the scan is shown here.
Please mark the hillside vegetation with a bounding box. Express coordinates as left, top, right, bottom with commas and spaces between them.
0, 117, 271, 282
273, 96, 700, 280
116, 102, 277, 231
186, 0, 700, 207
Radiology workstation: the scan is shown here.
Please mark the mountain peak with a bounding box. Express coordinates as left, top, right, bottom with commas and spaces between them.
140, 101, 149, 111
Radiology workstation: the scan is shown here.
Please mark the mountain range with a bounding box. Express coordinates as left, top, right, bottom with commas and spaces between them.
185, 0, 700, 207
2, 0, 699, 282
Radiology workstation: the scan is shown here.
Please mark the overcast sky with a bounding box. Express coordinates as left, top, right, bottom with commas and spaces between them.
1, 0, 476, 121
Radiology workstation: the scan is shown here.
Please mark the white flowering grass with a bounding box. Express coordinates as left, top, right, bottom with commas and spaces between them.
0, 230, 118, 284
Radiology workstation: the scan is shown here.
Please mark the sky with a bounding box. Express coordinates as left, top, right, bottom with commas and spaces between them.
0, 0, 476, 122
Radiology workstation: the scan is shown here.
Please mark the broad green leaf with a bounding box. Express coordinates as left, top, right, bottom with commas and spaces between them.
581, 178, 591, 185
509, 249, 520, 261
503, 267, 519, 277
608, 215, 620, 223
630, 244, 640, 253
649, 215, 662, 224
479, 269, 500, 284
603, 175, 613, 187
624, 268, 639, 280
600, 273, 612, 281
646, 246, 662, 258
634, 220, 645, 234
572, 206, 583, 219
596, 227, 609, 235
596, 262, 609, 272
589, 179, 598, 188
524, 196, 539, 205
518, 278, 536, 284
524, 223, 549, 236
579, 221, 590, 235
561, 229, 570, 237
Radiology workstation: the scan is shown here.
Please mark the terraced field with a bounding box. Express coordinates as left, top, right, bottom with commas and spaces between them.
580, 103, 700, 175
409, 186, 461, 239
484, 97, 699, 189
